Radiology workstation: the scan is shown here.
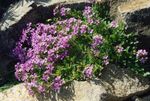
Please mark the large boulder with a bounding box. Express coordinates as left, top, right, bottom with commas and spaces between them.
0, 65, 149, 101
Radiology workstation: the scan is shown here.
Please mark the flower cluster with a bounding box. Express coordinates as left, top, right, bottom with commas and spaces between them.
53, 6, 70, 16
110, 20, 118, 28
92, 35, 103, 49
83, 6, 93, 18
13, 2, 149, 95
103, 56, 109, 66
83, 6, 99, 25
83, 65, 93, 78
136, 49, 148, 63
52, 76, 63, 92
13, 16, 92, 94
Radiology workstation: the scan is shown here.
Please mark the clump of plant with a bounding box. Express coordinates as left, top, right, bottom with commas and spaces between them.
13, 1, 148, 95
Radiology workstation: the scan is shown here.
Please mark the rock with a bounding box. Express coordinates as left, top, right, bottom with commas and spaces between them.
0, 0, 33, 31
135, 97, 143, 101
118, 0, 150, 36
134, 95, 150, 101
131, 90, 150, 101
0, 0, 101, 31
141, 95, 150, 101
0, 0, 20, 20
0, 83, 38, 101
98, 65, 150, 101
0, 53, 17, 86
102, 0, 135, 16
0, 81, 107, 101
0, 65, 149, 101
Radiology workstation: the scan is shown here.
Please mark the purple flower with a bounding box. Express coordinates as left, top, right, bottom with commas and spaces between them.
42, 64, 54, 81
68, 17, 77, 24
60, 7, 70, 16
72, 25, 79, 35
52, 76, 63, 92
26, 81, 38, 95
87, 17, 94, 24
28, 89, 34, 96
136, 49, 148, 63
103, 56, 109, 66
80, 25, 87, 34
59, 50, 68, 60
92, 35, 103, 48
38, 85, 45, 93
57, 35, 71, 48
83, 6, 93, 18
110, 20, 118, 28
48, 25, 57, 35
15, 63, 22, 81
27, 81, 38, 88
115, 45, 124, 53
53, 6, 59, 15
83, 65, 93, 78
42, 74, 49, 82
13, 42, 27, 62
88, 29, 94, 34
